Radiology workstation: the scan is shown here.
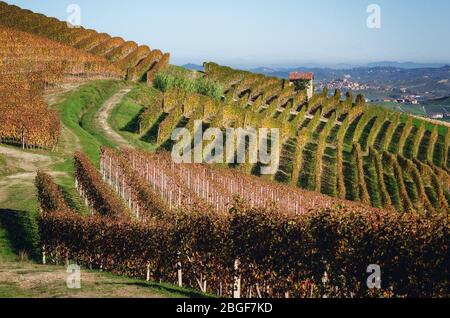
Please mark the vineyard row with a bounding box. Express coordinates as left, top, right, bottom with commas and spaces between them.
100, 147, 380, 216
132, 74, 450, 213
37, 169, 449, 298
0, 1, 170, 82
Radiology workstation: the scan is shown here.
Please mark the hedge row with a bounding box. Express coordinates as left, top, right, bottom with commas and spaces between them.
38, 202, 449, 298
315, 113, 337, 193
386, 152, 414, 212
146, 53, 171, 82
127, 49, 162, 82
354, 144, 371, 205
117, 45, 151, 72
105, 41, 138, 62
134, 87, 164, 134
74, 152, 130, 218
204, 62, 286, 106
157, 103, 184, 145
370, 148, 392, 208
373, 120, 392, 151
35, 171, 72, 214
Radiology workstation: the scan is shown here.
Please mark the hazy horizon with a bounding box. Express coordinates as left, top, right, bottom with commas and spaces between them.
181, 60, 450, 70
5, 0, 450, 68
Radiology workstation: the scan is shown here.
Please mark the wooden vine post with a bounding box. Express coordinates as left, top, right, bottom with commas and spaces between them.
42, 245, 46, 265
177, 259, 183, 287
233, 259, 241, 298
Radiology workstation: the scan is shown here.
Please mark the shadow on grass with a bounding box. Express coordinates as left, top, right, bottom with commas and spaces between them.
147, 282, 214, 298
121, 109, 145, 134
140, 113, 168, 144
0, 209, 40, 260
159, 116, 190, 152
101, 281, 212, 298
58, 182, 86, 214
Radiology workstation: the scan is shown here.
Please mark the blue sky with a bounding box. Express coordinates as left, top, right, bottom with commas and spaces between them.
5, 0, 450, 67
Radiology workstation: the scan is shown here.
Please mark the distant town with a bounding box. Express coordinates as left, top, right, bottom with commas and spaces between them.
311, 76, 450, 121
313, 75, 450, 121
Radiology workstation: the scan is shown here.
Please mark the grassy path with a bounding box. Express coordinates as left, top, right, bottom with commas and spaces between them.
108, 85, 158, 152
95, 88, 133, 149
0, 261, 204, 298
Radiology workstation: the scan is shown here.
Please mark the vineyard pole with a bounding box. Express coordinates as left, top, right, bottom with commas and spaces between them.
42, 245, 46, 265
177, 258, 183, 287
233, 259, 241, 298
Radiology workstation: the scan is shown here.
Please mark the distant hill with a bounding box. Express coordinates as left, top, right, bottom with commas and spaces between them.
367, 61, 449, 69
182, 61, 450, 73
182, 63, 204, 71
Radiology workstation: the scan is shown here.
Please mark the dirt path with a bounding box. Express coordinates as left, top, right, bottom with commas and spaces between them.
0, 146, 53, 173
0, 145, 62, 206
0, 81, 135, 210
0, 83, 132, 210
95, 88, 132, 149
44, 83, 83, 106
0, 85, 78, 208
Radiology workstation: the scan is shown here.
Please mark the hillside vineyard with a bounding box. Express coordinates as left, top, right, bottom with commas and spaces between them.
36, 155, 448, 298
0, 0, 169, 149
0, 1, 170, 82
0, 1, 449, 299
99, 147, 380, 217
2, 1, 448, 212
134, 63, 450, 213
0, 25, 123, 149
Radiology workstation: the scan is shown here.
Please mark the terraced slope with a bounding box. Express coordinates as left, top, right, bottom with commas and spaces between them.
0, 24, 130, 149
131, 64, 450, 213
0, 1, 170, 81
0, 25, 122, 82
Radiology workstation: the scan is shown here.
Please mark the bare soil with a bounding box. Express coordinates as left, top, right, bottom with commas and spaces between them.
95, 88, 132, 149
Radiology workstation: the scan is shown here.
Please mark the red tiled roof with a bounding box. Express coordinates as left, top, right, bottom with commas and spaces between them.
289, 72, 314, 81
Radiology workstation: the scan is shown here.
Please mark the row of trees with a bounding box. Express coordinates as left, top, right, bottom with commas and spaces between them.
74, 152, 130, 219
